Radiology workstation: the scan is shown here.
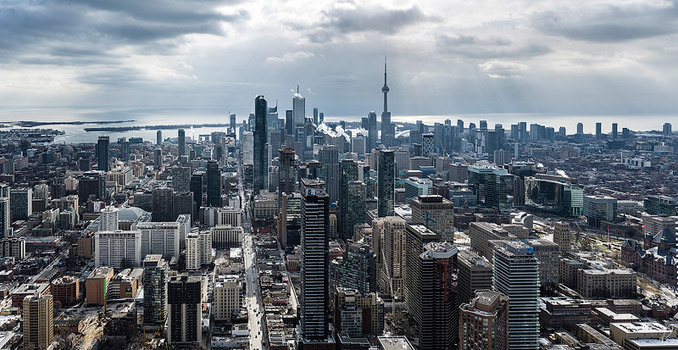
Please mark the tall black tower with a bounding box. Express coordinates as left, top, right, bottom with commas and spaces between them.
206, 160, 221, 207
97, 136, 110, 172
254, 95, 268, 194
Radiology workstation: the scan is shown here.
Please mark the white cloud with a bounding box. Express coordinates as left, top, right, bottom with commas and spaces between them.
478, 60, 529, 78
265, 51, 316, 63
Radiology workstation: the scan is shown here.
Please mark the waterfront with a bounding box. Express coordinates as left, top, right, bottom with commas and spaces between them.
0, 106, 674, 143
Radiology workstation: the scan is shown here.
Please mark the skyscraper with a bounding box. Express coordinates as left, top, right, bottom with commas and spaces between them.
595, 122, 602, 139
205, 160, 221, 207
313, 107, 319, 125
172, 166, 191, 194
411, 195, 455, 242
190, 171, 204, 210
346, 181, 366, 238
422, 133, 435, 156
157, 130, 162, 145
415, 241, 458, 350
335, 241, 377, 295
253, 95, 268, 194
278, 147, 297, 209
380, 58, 393, 146
167, 274, 202, 345
457, 250, 493, 304
178, 129, 186, 157
10, 187, 32, 221
664, 123, 673, 135
293, 85, 305, 126
143, 255, 168, 326
152, 187, 174, 222
374, 216, 406, 297
154, 149, 163, 171
339, 159, 359, 239
300, 178, 330, 342
377, 150, 395, 217
99, 206, 119, 231
97, 136, 109, 172
612, 122, 618, 139
576, 123, 584, 137
319, 145, 339, 203
459, 290, 509, 350
23, 294, 53, 350
0, 197, 10, 238
493, 241, 539, 350
367, 111, 378, 150
229, 113, 236, 136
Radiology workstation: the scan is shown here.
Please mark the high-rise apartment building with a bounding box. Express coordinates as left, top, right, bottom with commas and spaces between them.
95, 230, 142, 268
493, 241, 539, 350
254, 95, 268, 194
143, 255, 168, 326
377, 150, 395, 217
168, 275, 202, 346
23, 294, 54, 350
99, 205, 119, 231
136, 221, 182, 259
300, 178, 330, 342
459, 290, 509, 350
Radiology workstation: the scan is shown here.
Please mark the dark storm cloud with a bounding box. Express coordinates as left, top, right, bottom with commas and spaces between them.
532, 0, 678, 42
302, 5, 436, 42
0, 0, 246, 62
437, 34, 550, 59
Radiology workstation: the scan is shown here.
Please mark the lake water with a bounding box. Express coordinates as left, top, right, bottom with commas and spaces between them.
0, 107, 673, 144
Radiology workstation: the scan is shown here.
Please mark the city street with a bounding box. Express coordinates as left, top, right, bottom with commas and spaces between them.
243, 219, 267, 349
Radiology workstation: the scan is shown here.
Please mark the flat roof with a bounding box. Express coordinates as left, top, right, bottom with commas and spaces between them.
378, 336, 415, 350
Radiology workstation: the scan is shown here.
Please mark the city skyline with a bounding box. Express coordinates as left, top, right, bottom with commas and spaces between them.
1, 0, 677, 117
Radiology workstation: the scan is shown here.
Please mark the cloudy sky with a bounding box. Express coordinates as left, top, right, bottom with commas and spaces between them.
1, 0, 677, 119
